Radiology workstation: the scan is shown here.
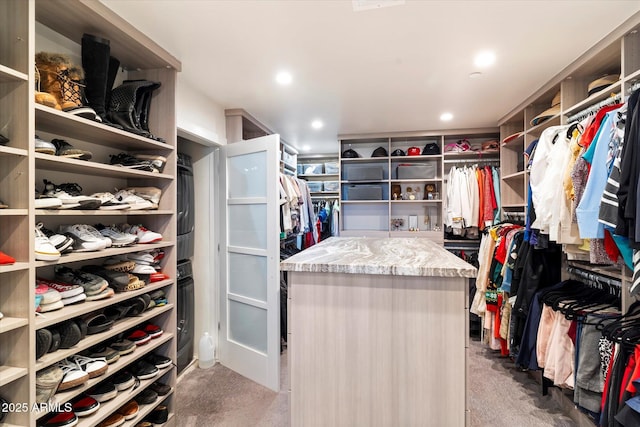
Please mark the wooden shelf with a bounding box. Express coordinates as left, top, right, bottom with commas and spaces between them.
0, 262, 30, 274
35, 209, 173, 216
341, 180, 387, 184
340, 200, 388, 204
35, 303, 173, 371
0, 366, 28, 388
562, 81, 622, 117
502, 171, 526, 180
0, 317, 28, 334
390, 199, 442, 203
299, 174, 339, 178
0, 145, 28, 157
0, 64, 27, 83
501, 203, 527, 208
36, 280, 173, 329
44, 333, 173, 414
35, 153, 173, 180
341, 157, 390, 163
0, 209, 28, 216
390, 178, 440, 183
34, 242, 174, 268
35, 105, 174, 152
390, 155, 442, 161
443, 151, 500, 161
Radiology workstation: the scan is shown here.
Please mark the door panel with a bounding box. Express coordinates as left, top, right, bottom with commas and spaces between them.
218, 134, 280, 391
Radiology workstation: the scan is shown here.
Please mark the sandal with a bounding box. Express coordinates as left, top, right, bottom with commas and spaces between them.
121, 296, 147, 317
83, 313, 114, 335
125, 274, 145, 291
104, 305, 131, 322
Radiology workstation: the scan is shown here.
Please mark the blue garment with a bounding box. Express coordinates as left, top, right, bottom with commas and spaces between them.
576, 111, 618, 239
492, 167, 501, 225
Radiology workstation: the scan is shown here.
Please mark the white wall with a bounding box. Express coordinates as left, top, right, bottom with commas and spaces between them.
176, 77, 226, 363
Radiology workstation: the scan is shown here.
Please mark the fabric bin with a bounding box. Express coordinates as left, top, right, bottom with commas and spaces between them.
307, 181, 323, 192
397, 163, 436, 179
347, 185, 383, 200
301, 163, 323, 175
323, 181, 339, 192
324, 162, 339, 174
346, 165, 384, 181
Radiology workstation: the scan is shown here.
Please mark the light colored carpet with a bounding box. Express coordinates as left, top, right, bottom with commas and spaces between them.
176, 340, 581, 426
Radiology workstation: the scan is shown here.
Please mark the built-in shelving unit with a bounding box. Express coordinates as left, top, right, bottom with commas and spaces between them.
297, 154, 339, 199
0, 1, 180, 425
338, 130, 499, 243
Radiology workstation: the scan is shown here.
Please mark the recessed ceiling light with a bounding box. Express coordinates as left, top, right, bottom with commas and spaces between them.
275, 71, 292, 85
440, 112, 453, 121
311, 120, 323, 129
302, 145, 311, 152
469, 72, 482, 79
474, 51, 496, 68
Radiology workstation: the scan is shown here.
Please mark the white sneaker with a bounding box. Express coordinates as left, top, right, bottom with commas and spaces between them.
90, 192, 130, 210
59, 224, 107, 252
81, 224, 112, 248
112, 189, 154, 210
43, 180, 101, 208
94, 224, 136, 247
35, 227, 61, 261
119, 224, 162, 244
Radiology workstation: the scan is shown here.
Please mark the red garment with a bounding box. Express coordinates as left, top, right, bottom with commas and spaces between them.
477, 169, 485, 229
620, 350, 636, 404
567, 320, 577, 345
483, 167, 495, 224
625, 345, 640, 395
578, 104, 623, 149
604, 229, 621, 263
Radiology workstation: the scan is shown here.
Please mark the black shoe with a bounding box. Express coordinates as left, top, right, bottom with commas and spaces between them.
36, 328, 53, 359
0, 134, 9, 145
145, 354, 171, 370
48, 328, 61, 353
134, 388, 158, 405
87, 381, 117, 402
109, 152, 156, 172
54, 320, 82, 349
130, 360, 158, 380
149, 381, 171, 396
112, 371, 136, 391
145, 405, 168, 424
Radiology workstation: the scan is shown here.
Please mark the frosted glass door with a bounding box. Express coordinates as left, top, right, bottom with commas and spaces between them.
218, 134, 280, 391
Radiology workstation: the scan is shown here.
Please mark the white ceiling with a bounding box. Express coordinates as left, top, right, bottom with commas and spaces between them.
102, 0, 640, 154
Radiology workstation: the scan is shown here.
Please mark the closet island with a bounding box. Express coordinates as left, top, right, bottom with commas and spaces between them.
281, 237, 476, 426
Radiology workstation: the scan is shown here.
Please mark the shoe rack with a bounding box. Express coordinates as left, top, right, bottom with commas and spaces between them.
0, 1, 179, 426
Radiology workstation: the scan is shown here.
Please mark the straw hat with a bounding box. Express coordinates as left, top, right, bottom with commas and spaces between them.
530, 91, 561, 127
587, 74, 618, 96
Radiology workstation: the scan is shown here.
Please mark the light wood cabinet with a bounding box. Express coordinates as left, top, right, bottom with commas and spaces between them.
0, 1, 180, 426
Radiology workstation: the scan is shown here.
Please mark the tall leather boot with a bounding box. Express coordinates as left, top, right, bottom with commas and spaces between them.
82, 34, 121, 127
108, 80, 159, 138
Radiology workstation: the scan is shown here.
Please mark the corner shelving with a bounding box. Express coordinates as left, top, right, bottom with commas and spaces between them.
0, 1, 180, 425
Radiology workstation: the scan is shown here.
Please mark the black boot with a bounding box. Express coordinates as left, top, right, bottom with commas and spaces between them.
81, 34, 122, 128
108, 80, 160, 138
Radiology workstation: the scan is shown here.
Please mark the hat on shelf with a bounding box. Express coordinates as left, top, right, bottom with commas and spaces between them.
342, 148, 359, 158
529, 91, 561, 127
422, 142, 441, 155
407, 146, 421, 156
481, 140, 499, 152
390, 148, 406, 156
587, 74, 618, 96
371, 146, 388, 157
502, 131, 523, 145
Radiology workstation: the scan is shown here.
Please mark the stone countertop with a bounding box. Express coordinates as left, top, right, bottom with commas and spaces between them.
280, 237, 477, 278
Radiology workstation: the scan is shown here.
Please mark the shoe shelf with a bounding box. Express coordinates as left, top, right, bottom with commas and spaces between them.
33, 242, 174, 268
0, 64, 27, 83
0, 262, 30, 274
0, 366, 28, 388
43, 333, 173, 416
0, 317, 28, 334
35, 280, 173, 330
74, 366, 174, 427
35, 105, 175, 152
0, 146, 28, 158
0, 209, 28, 216
123, 393, 174, 427
34, 153, 173, 180
35, 210, 173, 217
35, 303, 173, 371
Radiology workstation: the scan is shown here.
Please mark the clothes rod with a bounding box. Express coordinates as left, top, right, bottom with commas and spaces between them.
444, 158, 500, 165
566, 93, 622, 124
567, 266, 622, 289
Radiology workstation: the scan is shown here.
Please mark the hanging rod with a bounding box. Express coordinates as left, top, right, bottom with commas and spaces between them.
503, 212, 526, 218
566, 93, 622, 124
444, 158, 500, 165
567, 266, 622, 291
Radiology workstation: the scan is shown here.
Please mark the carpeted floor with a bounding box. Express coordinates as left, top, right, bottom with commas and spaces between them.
176, 339, 580, 426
